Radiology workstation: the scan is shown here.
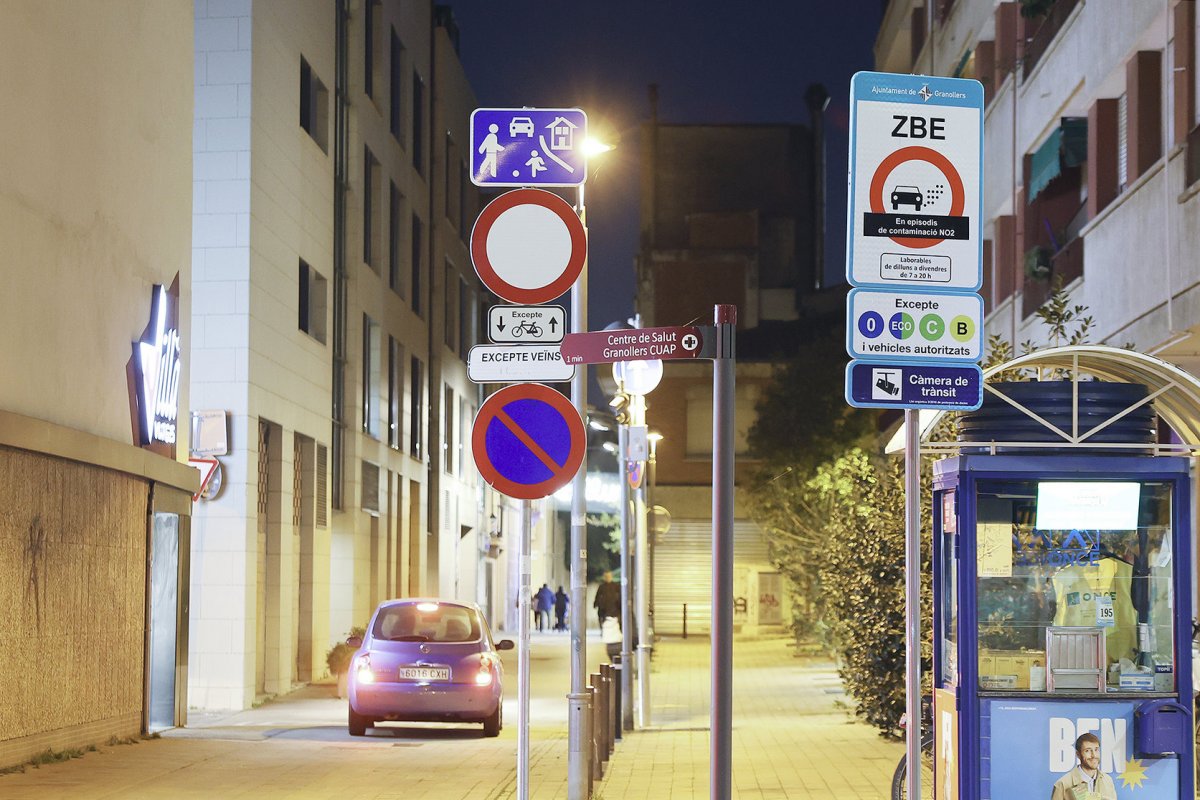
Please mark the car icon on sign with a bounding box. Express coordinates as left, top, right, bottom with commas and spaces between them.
890, 185, 923, 212
509, 117, 535, 137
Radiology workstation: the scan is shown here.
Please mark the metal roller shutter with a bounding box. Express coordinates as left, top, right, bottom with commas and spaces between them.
653, 519, 769, 635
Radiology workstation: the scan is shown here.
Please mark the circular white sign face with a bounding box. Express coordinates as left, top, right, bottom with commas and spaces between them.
614, 359, 664, 396
470, 189, 586, 304
487, 204, 573, 290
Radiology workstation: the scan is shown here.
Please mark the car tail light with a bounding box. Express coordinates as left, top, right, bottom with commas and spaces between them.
476, 653, 497, 685
355, 653, 374, 684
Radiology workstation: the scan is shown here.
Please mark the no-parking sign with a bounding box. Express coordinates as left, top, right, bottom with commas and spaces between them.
846, 72, 983, 290
472, 383, 585, 501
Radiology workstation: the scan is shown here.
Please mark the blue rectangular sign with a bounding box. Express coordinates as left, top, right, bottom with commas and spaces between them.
471, 108, 587, 187
845, 360, 982, 410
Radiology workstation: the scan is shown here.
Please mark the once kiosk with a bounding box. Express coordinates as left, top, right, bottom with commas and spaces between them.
930, 381, 1194, 799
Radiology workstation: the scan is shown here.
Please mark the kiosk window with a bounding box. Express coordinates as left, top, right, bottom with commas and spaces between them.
974, 480, 1174, 693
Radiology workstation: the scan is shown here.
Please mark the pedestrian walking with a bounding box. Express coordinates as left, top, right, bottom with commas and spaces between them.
593, 571, 621, 628
553, 585, 569, 631
535, 583, 554, 631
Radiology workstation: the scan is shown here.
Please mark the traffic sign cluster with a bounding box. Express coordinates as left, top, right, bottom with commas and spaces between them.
844, 72, 986, 411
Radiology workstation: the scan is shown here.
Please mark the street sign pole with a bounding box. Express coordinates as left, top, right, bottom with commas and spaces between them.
633, 394, 651, 728
566, 187, 589, 800
711, 304, 736, 800
904, 410, 921, 800
618, 420, 634, 730
517, 498, 532, 800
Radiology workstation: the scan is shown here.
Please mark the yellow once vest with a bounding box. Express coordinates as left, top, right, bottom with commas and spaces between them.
1051, 556, 1136, 665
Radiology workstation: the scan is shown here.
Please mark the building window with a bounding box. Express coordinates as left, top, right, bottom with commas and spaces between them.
685, 383, 759, 458
460, 398, 471, 479
390, 29, 405, 143
459, 161, 469, 238
412, 72, 425, 172
299, 260, 328, 343
365, 0, 381, 101
411, 214, 423, 316
443, 385, 455, 475
300, 56, 329, 152
362, 315, 381, 439
389, 182, 405, 297
1117, 92, 1129, 191
444, 263, 457, 351
459, 277, 472, 360
409, 356, 423, 459
445, 134, 456, 222
364, 145, 381, 272
388, 336, 402, 449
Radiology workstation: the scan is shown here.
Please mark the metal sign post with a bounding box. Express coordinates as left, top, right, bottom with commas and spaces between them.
566, 189, 590, 800
903, 410, 921, 800
711, 304, 736, 800
618, 421, 634, 730
632, 395, 651, 728
517, 499, 532, 800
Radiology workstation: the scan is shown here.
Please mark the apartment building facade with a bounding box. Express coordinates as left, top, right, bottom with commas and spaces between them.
0, 1, 197, 767
190, 0, 501, 710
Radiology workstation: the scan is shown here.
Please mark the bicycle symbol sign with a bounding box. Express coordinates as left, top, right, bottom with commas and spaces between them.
487, 305, 566, 345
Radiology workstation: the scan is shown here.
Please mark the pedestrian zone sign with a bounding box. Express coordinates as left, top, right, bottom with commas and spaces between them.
471, 108, 587, 187
846, 72, 983, 291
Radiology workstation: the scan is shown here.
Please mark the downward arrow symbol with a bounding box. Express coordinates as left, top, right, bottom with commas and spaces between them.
496, 316, 506, 332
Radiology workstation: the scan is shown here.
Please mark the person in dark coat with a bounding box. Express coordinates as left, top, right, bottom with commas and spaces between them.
553, 586, 569, 631
535, 583, 554, 631
593, 571, 621, 628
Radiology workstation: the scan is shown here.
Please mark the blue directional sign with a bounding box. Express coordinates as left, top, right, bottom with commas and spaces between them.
472, 383, 585, 500
845, 360, 983, 410
471, 108, 587, 187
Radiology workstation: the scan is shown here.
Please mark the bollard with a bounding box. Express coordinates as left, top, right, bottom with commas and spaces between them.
601, 664, 616, 755
586, 685, 596, 794
611, 659, 624, 740
683, 602, 688, 639
590, 672, 607, 775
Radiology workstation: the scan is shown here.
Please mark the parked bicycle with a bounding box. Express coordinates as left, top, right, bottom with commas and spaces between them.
512, 320, 542, 338
891, 696, 934, 800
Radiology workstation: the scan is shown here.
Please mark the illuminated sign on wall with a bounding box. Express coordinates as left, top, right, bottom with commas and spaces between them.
129, 278, 182, 454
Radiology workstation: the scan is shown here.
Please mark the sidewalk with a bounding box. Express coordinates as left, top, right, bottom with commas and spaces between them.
597, 636, 904, 799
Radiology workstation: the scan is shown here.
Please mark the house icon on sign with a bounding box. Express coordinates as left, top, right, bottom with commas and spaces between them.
545, 116, 577, 151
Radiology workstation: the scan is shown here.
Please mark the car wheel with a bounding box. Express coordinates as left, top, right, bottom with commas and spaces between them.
349, 706, 370, 736
483, 703, 502, 737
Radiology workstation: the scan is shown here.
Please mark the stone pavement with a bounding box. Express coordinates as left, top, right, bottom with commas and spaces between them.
596, 636, 904, 799
0, 632, 902, 798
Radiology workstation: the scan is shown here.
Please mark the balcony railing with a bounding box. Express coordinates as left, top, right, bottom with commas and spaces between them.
1023, 234, 1084, 317
1023, 0, 1082, 79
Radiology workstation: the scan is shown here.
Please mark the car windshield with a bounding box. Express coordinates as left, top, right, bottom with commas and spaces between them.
372, 603, 481, 643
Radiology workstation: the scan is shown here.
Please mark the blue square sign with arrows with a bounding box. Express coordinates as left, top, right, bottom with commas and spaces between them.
471, 108, 587, 187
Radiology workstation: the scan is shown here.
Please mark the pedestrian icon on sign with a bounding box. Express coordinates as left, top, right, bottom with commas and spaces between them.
525, 150, 548, 178
478, 124, 505, 178
872, 368, 902, 400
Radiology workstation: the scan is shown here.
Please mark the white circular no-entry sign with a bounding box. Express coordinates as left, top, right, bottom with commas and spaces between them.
470, 188, 586, 304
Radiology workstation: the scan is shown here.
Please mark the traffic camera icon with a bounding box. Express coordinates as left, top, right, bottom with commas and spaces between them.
872, 368, 901, 400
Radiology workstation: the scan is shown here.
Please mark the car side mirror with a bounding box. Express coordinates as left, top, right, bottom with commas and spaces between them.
496, 639, 515, 651
346, 635, 363, 647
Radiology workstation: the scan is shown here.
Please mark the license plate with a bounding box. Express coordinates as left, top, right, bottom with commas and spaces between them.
398, 665, 449, 681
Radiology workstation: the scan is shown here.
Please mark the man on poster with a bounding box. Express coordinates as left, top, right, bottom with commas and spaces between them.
1051, 733, 1117, 800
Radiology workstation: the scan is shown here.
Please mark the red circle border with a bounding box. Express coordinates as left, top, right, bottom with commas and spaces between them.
868, 145, 965, 249
470, 189, 587, 305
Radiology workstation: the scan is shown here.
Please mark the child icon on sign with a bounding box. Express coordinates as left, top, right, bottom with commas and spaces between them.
525, 150, 547, 178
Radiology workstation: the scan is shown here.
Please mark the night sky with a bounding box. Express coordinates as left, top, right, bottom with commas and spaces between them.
454, 1, 884, 328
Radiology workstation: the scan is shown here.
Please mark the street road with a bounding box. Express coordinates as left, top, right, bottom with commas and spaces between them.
0, 631, 605, 799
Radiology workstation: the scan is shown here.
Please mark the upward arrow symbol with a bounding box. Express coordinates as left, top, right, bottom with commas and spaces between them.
496, 316, 506, 332
549, 318, 558, 332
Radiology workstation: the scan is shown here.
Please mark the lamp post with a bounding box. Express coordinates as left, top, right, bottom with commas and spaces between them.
614, 358, 662, 729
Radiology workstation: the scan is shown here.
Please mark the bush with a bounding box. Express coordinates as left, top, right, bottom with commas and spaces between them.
325, 626, 366, 675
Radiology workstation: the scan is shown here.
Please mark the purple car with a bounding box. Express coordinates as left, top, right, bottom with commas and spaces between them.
346, 598, 514, 737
